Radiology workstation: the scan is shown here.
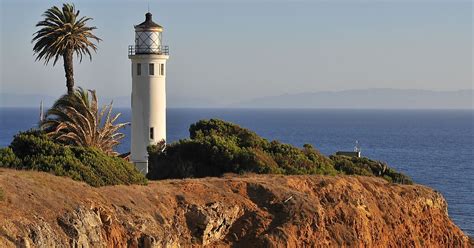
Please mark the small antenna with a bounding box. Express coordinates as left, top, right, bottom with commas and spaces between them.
148, 3, 150, 13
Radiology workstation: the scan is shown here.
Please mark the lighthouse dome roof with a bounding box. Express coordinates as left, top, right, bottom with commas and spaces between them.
135, 12, 163, 32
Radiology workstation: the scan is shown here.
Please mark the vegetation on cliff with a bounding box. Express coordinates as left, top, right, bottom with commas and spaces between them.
148, 119, 336, 179
330, 155, 413, 184
148, 119, 412, 184
40, 88, 129, 156
0, 86, 141, 187
0, 130, 146, 187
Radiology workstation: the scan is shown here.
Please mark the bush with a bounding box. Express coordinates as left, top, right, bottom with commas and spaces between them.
189, 119, 266, 148
330, 155, 413, 184
149, 119, 412, 184
268, 141, 336, 175
149, 119, 336, 179
148, 137, 246, 179
70, 146, 148, 186
0, 147, 20, 168
2, 130, 147, 187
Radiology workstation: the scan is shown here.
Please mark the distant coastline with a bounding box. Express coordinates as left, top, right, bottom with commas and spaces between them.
233, 89, 473, 109
2, 88, 472, 109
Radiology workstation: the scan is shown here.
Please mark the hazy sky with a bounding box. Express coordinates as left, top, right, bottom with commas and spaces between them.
0, 0, 472, 105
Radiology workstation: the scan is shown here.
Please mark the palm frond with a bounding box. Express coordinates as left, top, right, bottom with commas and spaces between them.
40, 88, 127, 155
32, 3, 101, 66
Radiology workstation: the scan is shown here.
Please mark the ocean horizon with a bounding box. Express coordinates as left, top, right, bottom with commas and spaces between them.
0, 107, 472, 235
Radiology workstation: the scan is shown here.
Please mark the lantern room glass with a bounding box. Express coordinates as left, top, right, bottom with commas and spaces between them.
135, 31, 162, 54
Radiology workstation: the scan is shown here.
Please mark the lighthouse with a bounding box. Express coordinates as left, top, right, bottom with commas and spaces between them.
129, 12, 170, 174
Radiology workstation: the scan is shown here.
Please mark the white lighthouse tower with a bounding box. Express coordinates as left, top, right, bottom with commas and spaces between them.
129, 12, 170, 174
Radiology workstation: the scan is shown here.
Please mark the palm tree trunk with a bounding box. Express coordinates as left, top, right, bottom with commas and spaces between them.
63, 49, 75, 95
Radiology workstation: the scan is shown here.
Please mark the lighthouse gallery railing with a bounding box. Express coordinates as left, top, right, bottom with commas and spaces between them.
128, 45, 169, 56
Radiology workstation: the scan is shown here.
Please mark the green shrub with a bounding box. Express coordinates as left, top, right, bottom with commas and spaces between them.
148, 137, 245, 179
330, 155, 413, 184
149, 119, 412, 184
0, 147, 20, 168
268, 141, 336, 175
10, 130, 62, 159
189, 119, 266, 148
149, 119, 336, 179
71, 146, 147, 186
4, 130, 146, 187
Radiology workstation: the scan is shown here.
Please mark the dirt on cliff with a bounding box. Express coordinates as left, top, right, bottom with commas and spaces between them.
0, 168, 470, 247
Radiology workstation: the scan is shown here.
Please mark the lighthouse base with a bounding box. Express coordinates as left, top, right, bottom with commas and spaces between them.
133, 161, 149, 175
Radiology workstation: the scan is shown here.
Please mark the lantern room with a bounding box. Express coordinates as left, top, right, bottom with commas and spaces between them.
130, 12, 169, 55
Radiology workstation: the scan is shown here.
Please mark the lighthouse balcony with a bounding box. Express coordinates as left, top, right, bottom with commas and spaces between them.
128, 45, 169, 56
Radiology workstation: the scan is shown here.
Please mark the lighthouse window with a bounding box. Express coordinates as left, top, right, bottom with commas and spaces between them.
160, 64, 165, 76
149, 63, 154, 75
150, 127, 154, 139
137, 63, 141, 75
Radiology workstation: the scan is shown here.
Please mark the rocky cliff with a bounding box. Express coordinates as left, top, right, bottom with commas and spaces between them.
0, 168, 470, 247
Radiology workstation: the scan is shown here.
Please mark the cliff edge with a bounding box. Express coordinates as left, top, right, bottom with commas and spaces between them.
0, 168, 470, 247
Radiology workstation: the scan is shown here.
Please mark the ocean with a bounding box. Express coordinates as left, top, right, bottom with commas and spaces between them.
0, 108, 472, 235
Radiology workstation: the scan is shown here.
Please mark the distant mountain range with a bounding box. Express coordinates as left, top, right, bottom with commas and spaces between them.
232, 89, 473, 109
1, 89, 472, 109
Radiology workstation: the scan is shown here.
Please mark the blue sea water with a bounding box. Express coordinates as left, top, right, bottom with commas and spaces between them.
0, 108, 473, 235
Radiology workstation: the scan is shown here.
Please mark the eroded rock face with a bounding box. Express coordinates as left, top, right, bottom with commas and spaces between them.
185, 202, 242, 246
57, 206, 104, 247
27, 217, 63, 248
0, 169, 470, 247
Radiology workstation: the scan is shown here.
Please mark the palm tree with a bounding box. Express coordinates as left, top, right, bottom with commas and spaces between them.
40, 88, 129, 156
32, 3, 101, 95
